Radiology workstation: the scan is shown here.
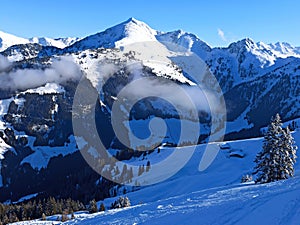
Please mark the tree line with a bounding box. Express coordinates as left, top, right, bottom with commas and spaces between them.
0, 197, 85, 224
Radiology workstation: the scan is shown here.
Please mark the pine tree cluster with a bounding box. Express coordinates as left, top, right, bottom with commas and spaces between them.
0, 197, 85, 224
88, 199, 106, 214
254, 114, 297, 183
110, 196, 131, 209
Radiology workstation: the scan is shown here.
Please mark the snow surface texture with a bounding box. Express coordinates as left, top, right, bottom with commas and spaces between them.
12, 131, 300, 225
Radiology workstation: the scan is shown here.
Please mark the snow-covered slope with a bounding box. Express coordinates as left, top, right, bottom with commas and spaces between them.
156, 30, 211, 59
0, 30, 79, 52
266, 42, 300, 58
12, 130, 300, 225
0, 31, 29, 52
29, 37, 80, 49
69, 177, 300, 225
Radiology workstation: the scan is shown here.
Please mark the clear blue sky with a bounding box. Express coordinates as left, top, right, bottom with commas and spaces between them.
1, 0, 299, 47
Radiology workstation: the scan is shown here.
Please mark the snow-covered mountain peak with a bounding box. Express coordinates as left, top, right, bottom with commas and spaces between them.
114, 17, 158, 47
243, 37, 256, 46
227, 38, 256, 54
156, 30, 211, 59
223, 37, 300, 73
118, 17, 155, 32
0, 30, 29, 52
255, 41, 300, 60
228, 38, 300, 59
237, 38, 256, 50
123, 17, 143, 25
268, 42, 300, 56
66, 18, 158, 51
273, 41, 294, 50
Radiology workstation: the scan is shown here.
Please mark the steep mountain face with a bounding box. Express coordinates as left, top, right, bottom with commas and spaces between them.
0, 18, 299, 204
224, 58, 300, 139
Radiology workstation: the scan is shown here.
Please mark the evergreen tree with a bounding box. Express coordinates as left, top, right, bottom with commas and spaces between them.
41, 213, 46, 221
128, 167, 133, 182
99, 203, 105, 212
138, 165, 143, 176
254, 114, 297, 183
71, 211, 75, 220
120, 164, 128, 182
61, 210, 69, 222
88, 199, 98, 214
280, 127, 297, 177
110, 196, 131, 209
241, 174, 252, 183
0, 197, 86, 223
115, 166, 120, 175
146, 161, 151, 172
3, 214, 9, 224
138, 165, 145, 176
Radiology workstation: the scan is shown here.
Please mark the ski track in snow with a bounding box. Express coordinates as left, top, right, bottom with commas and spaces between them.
55, 177, 300, 225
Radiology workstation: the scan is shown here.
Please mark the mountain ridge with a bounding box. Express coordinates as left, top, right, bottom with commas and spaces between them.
1, 18, 300, 58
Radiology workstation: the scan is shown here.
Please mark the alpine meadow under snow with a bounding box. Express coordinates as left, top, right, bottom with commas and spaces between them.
0, 18, 299, 224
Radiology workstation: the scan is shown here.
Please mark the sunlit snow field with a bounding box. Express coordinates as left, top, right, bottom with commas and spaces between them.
12, 130, 300, 225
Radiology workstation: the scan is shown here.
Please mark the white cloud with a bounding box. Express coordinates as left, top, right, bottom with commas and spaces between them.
0, 55, 12, 72
0, 56, 82, 91
217, 28, 227, 41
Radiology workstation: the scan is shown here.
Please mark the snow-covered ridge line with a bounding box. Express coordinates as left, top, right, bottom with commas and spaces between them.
1, 18, 300, 60
0, 30, 80, 52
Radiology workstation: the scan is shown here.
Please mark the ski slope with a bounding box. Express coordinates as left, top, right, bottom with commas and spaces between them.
13, 130, 300, 225
63, 178, 300, 225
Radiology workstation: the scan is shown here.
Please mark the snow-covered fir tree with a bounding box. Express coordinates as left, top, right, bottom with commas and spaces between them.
110, 196, 131, 209
254, 114, 297, 183
88, 199, 98, 213
281, 127, 297, 177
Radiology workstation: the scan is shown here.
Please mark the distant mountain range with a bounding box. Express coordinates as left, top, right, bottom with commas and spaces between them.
0, 30, 79, 51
